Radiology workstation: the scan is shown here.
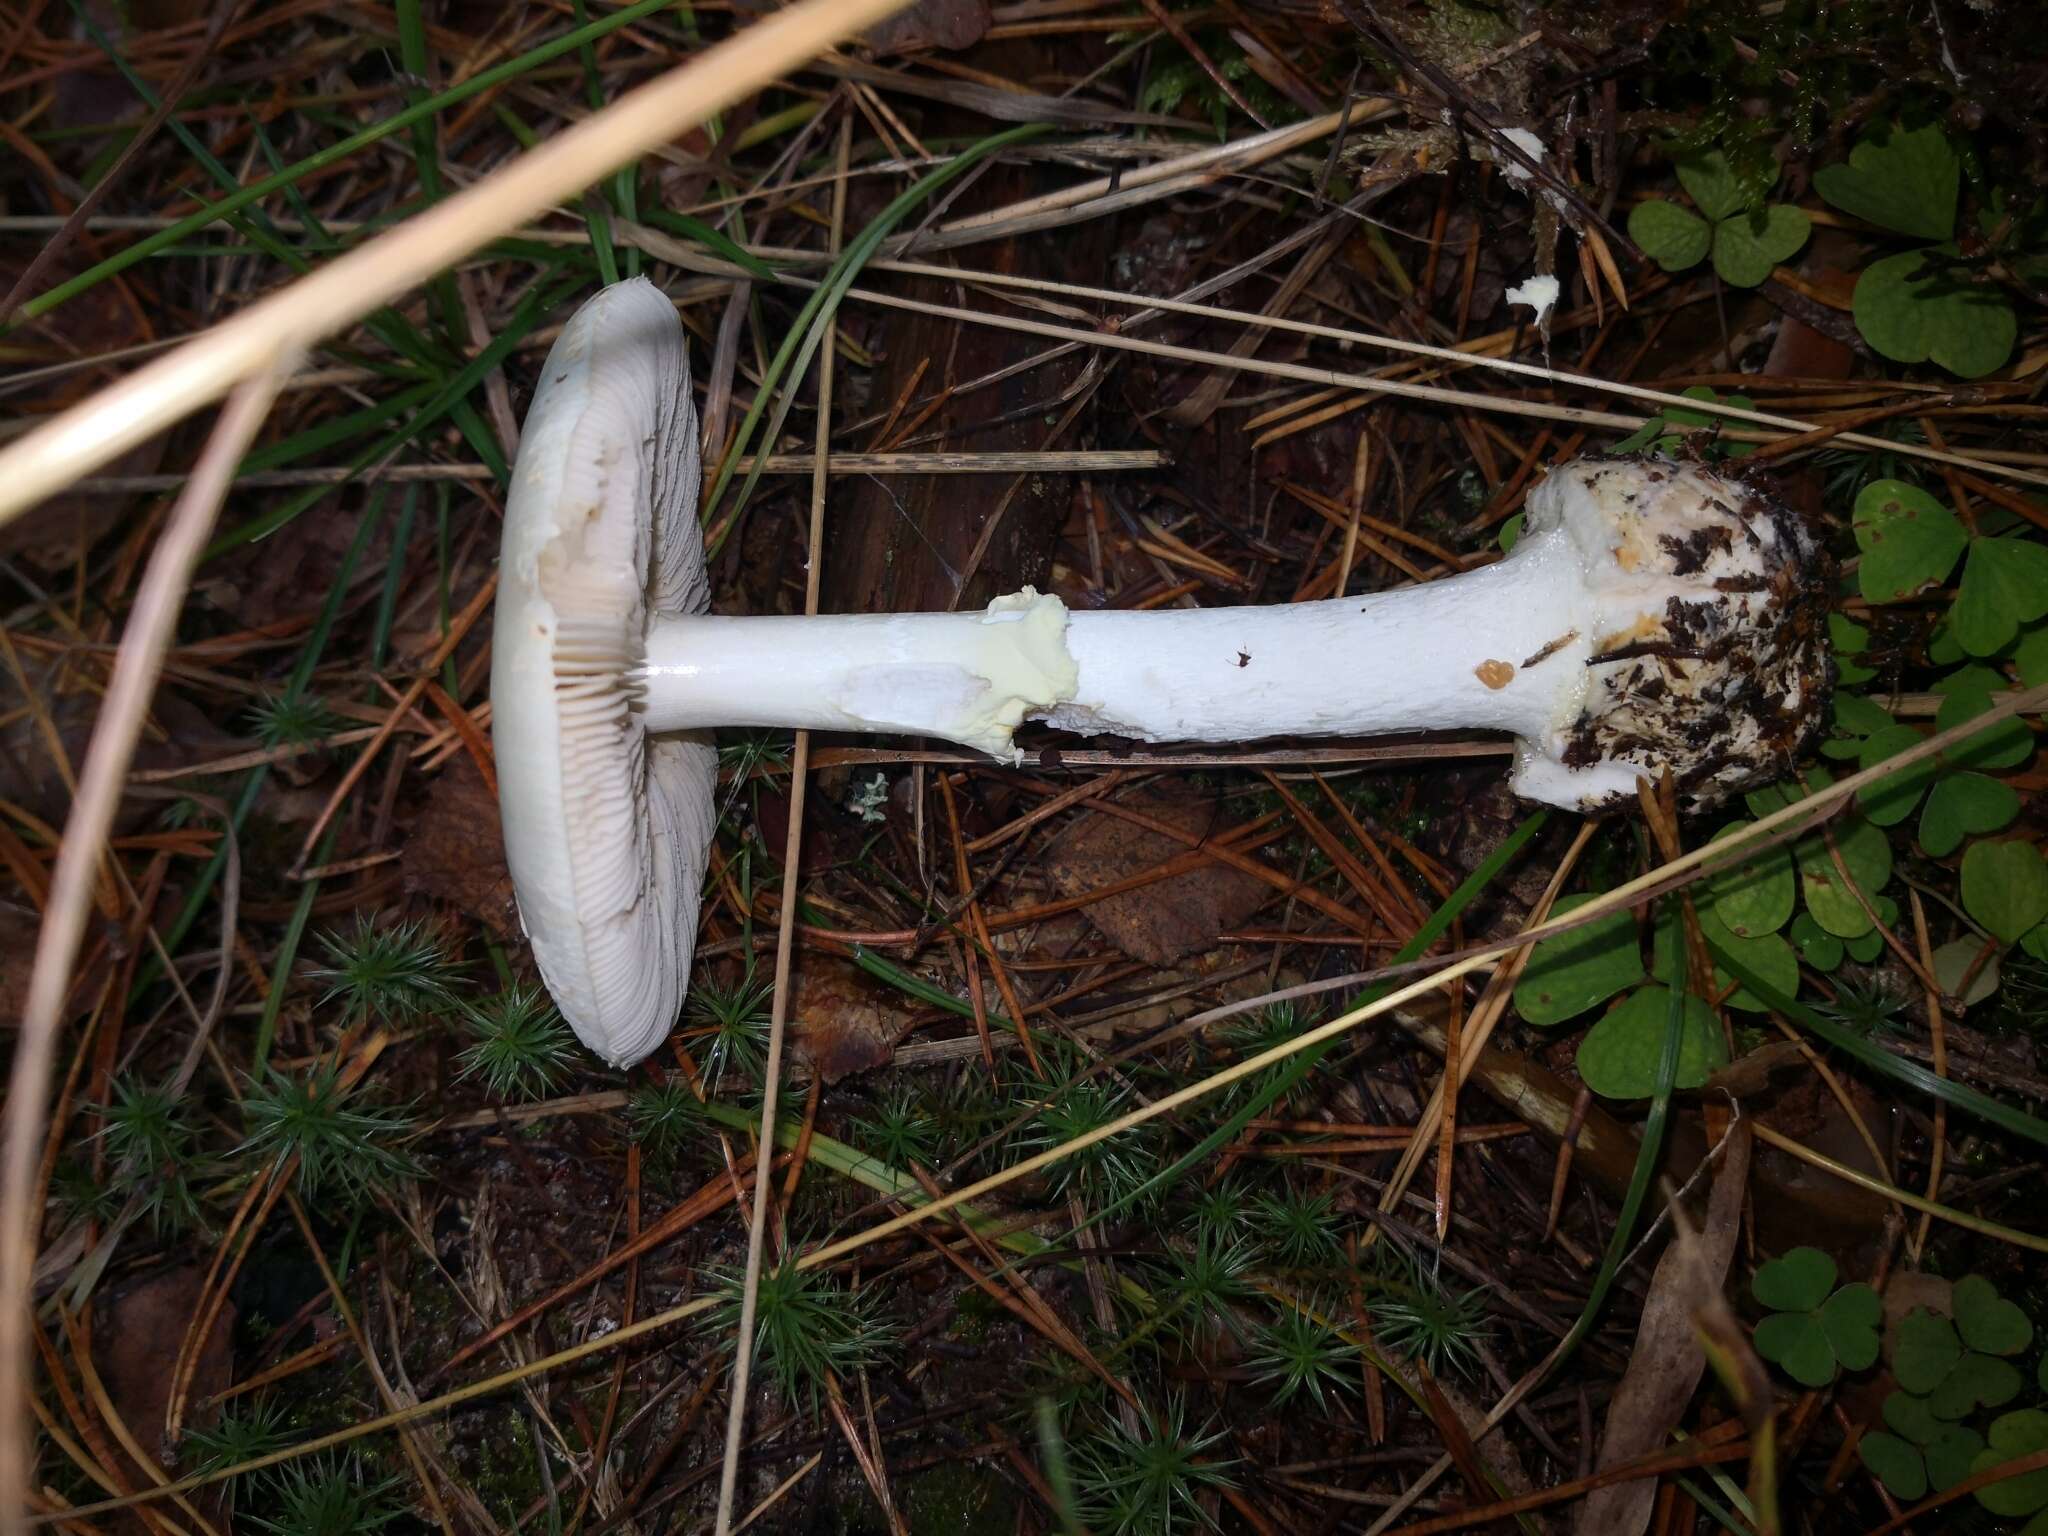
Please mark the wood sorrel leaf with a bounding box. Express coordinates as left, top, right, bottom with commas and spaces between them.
1853, 479, 1966, 602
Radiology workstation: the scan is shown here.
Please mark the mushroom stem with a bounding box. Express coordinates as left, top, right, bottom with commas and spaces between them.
638, 589, 1078, 760
633, 454, 1833, 815
1051, 539, 1581, 746
638, 539, 1582, 755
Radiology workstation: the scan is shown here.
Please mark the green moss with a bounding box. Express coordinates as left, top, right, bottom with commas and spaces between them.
950, 1285, 1001, 1343
464, 1404, 549, 1521
902, 1459, 1010, 1536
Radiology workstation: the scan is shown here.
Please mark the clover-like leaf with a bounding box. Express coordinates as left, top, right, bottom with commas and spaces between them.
1878, 1396, 1993, 1491
1859, 1431, 1929, 1501
1856, 723, 1939, 826
1574, 985, 1726, 1100
1814, 124, 1959, 240
1852, 479, 1967, 603
1830, 691, 1893, 744
1854, 246, 2018, 379
1656, 904, 1785, 1003
1753, 1310, 1837, 1387
1675, 148, 1749, 223
1608, 418, 1673, 456
1713, 204, 1809, 287
1822, 1283, 1882, 1371
1956, 1274, 2034, 1355
1797, 816, 1894, 939
1920, 773, 2021, 859
1700, 822, 1795, 936
1895, 1309, 1964, 1395
1958, 1273, 2024, 1336
1885, 1390, 1943, 1447
1514, 894, 1643, 1026
1707, 925, 1799, 1014
1935, 684, 2034, 773
2018, 626, 2048, 689
1630, 199, 1712, 272
1932, 1352, 2024, 1420
1974, 1409, 2048, 1517
1954, 536, 2048, 657
1831, 613, 1878, 686
1936, 664, 2011, 697
1745, 767, 1820, 820
1963, 840, 2048, 947
1753, 1246, 1837, 1312
1928, 1424, 1987, 1493
1658, 386, 1740, 430
1789, 912, 1844, 971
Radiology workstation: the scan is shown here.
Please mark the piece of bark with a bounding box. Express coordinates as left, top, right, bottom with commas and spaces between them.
1576, 1121, 1753, 1535
820, 64, 1105, 621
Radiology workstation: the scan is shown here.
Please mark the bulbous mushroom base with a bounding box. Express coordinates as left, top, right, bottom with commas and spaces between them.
1504, 456, 1834, 815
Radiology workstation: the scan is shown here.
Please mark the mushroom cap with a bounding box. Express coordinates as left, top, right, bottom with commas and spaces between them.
1507, 455, 1833, 814
491, 278, 716, 1068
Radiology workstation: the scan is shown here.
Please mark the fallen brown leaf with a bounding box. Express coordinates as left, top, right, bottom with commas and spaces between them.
791, 955, 918, 1083
95, 1265, 233, 1531
0, 687, 236, 834
864, 0, 990, 53
401, 754, 519, 940
1043, 788, 1267, 966
1751, 1072, 1892, 1268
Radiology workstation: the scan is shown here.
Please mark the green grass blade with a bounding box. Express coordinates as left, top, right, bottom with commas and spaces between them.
571, 0, 627, 283
253, 827, 338, 1076
204, 268, 574, 555
240, 382, 440, 476
395, 0, 445, 203
640, 209, 780, 280
17, 0, 679, 323
239, 115, 456, 373
392, 0, 469, 344
1709, 936, 2048, 1147
848, 944, 1014, 1030
1545, 953, 1685, 1370
701, 123, 1053, 546
372, 489, 422, 672
132, 486, 395, 1003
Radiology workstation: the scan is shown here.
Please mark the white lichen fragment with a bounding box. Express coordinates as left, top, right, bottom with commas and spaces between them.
1495, 127, 1548, 185
1506, 273, 1560, 331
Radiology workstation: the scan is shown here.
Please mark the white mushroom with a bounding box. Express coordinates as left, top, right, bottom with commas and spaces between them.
492, 278, 716, 1069
493, 279, 1833, 1065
